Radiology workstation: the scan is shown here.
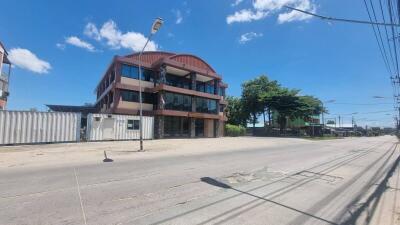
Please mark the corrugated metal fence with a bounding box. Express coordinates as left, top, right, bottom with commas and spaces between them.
86, 114, 154, 141
0, 111, 81, 145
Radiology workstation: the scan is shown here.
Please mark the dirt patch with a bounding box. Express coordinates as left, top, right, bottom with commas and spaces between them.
220, 167, 285, 186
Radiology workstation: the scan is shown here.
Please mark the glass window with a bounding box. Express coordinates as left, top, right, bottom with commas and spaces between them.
121, 64, 135, 78
121, 64, 155, 82
133, 120, 140, 130
164, 92, 192, 111
164, 116, 189, 137
196, 81, 205, 92
219, 87, 225, 97
127, 120, 140, 130
206, 83, 214, 94
195, 97, 218, 114
121, 90, 139, 102
120, 90, 154, 104
127, 120, 134, 130
165, 73, 191, 89
142, 69, 155, 82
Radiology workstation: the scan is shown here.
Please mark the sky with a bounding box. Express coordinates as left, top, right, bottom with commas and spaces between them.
0, 0, 396, 127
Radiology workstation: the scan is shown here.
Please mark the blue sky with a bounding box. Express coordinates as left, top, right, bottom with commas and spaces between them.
0, 0, 396, 127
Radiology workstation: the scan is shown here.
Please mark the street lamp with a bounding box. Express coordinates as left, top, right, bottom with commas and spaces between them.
138, 17, 163, 152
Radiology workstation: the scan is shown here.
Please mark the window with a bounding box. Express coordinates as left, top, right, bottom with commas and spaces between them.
120, 90, 154, 104
121, 64, 154, 82
164, 92, 192, 111
195, 97, 218, 114
164, 116, 189, 137
127, 119, 140, 130
165, 73, 191, 89
121, 90, 139, 102
219, 87, 225, 97
121, 64, 137, 79
142, 69, 155, 82
134, 120, 140, 130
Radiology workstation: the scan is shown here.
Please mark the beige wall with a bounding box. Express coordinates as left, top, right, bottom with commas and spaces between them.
204, 119, 214, 138
118, 101, 153, 111
120, 77, 154, 88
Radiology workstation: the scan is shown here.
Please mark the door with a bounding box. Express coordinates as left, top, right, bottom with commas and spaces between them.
102, 118, 115, 140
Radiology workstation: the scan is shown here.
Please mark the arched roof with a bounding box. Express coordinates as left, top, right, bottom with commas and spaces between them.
123, 51, 216, 73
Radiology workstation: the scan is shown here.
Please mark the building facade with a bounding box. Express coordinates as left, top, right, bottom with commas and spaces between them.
0, 42, 11, 110
94, 52, 228, 138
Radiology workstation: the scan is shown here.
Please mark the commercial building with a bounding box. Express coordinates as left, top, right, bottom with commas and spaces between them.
0, 41, 11, 110
94, 51, 228, 138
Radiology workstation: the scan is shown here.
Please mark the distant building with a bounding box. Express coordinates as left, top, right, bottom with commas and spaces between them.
0, 41, 11, 110
94, 52, 228, 138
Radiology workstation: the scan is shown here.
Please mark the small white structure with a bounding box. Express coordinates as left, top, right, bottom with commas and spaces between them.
0, 110, 81, 145
86, 113, 154, 141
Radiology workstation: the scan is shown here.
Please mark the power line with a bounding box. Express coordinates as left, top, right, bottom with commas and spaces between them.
332, 102, 393, 105
284, 6, 400, 26
364, 0, 393, 75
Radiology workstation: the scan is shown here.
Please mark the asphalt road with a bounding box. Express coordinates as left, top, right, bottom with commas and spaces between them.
1, 136, 399, 225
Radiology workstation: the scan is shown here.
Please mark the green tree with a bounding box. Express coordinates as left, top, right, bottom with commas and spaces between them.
268, 93, 302, 133
241, 76, 268, 133
297, 95, 324, 121
225, 96, 247, 126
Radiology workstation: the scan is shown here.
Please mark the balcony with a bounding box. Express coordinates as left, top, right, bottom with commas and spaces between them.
0, 72, 9, 83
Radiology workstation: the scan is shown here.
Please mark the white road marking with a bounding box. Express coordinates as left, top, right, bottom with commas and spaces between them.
74, 168, 88, 225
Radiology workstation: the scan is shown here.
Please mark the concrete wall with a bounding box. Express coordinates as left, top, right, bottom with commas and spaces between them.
118, 100, 153, 111
120, 77, 154, 88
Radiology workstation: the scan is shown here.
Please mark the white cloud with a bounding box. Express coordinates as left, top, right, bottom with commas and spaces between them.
84, 22, 101, 41
239, 32, 263, 44
227, 9, 267, 24
120, 32, 157, 52
277, 0, 315, 23
65, 36, 96, 52
227, 0, 316, 24
173, 9, 183, 24
87, 20, 157, 52
8, 48, 51, 74
56, 43, 66, 50
231, 0, 244, 7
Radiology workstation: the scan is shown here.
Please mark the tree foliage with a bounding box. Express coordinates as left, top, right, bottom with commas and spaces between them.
226, 75, 326, 134
226, 96, 247, 126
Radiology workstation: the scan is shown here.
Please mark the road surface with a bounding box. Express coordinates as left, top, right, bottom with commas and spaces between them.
0, 136, 399, 225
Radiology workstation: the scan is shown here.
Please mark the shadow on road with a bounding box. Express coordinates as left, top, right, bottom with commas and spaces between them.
200, 177, 337, 225
339, 153, 400, 225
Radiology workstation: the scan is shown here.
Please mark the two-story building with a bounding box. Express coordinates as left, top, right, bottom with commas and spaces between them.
94, 51, 228, 138
0, 41, 11, 110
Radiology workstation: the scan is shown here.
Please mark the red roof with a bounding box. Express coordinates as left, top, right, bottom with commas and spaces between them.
122, 51, 217, 74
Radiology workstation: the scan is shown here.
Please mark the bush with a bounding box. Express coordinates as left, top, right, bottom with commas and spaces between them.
225, 124, 246, 137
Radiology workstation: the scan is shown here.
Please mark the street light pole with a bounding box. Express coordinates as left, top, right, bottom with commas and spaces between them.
138, 18, 163, 152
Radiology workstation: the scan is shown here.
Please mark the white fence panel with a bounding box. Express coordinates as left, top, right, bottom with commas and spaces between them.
0, 111, 81, 145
